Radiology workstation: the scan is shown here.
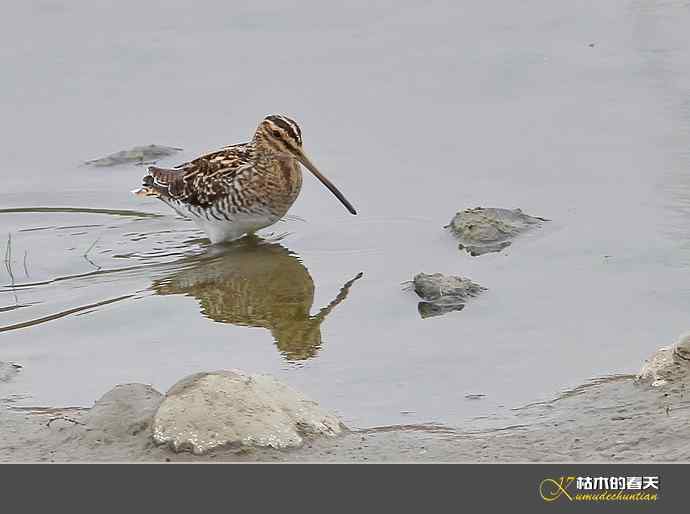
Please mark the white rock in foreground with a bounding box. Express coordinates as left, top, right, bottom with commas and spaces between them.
637, 333, 690, 386
152, 370, 345, 454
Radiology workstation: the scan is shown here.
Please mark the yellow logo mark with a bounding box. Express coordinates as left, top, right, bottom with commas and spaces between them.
539, 476, 575, 502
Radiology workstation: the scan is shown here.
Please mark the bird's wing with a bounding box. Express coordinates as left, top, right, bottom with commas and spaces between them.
136, 143, 255, 208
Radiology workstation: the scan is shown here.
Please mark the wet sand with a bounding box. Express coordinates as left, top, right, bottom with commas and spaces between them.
2, 370, 688, 462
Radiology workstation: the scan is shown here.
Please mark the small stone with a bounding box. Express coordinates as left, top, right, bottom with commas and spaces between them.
637, 333, 690, 386
0, 362, 22, 382
446, 207, 547, 256
411, 272, 486, 318
85, 384, 163, 439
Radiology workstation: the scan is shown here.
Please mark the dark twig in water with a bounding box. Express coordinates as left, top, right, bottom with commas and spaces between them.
83, 236, 102, 271
23, 249, 29, 278
46, 415, 85, 427
4, 234, 13, 282
4, 233, 18, 304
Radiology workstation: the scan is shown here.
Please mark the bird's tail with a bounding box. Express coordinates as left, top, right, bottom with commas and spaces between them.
132, 166, 183, 199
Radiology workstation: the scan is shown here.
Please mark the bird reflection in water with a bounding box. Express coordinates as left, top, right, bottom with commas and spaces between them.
152, 236, 362, 360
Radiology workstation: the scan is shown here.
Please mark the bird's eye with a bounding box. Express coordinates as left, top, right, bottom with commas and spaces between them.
272, 130, 282, 138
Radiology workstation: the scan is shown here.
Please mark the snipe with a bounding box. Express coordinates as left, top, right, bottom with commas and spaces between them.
132, 115, 356, 243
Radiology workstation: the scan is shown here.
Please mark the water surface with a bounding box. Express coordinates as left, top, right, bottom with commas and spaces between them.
2, 0, 690, 428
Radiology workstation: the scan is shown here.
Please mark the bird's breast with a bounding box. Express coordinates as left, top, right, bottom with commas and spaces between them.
265, 159, 303, 214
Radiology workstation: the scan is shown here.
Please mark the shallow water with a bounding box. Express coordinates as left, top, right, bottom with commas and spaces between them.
2, 0, 690, 429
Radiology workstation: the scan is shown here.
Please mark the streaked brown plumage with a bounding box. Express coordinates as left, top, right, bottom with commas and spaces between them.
132, 115, 356, 243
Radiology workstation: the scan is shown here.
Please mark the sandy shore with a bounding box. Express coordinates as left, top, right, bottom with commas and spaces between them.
2, 370, 688, 463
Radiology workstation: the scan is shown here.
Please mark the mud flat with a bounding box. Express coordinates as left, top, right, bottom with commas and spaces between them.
2, 346, 689, 462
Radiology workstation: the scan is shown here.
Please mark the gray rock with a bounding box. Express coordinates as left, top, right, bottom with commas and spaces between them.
446, 207, 547, 256
412, 272, 486, 318
637, 333, 690, 387
85, 384, 163, 439
152, 370, 346, 455
0, 362, 21, 382
85, 144, 183, 166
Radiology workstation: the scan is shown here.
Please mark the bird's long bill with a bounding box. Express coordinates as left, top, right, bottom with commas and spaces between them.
297, 152, 357, 215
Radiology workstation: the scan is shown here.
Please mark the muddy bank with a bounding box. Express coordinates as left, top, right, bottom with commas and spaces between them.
2, 363, 689, 462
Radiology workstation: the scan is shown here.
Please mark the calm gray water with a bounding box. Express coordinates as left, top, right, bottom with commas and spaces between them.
1, 0, 689, 429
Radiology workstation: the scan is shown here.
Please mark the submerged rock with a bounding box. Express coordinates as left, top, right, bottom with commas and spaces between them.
637, 333, 690, 387
412, 272, 486, 319
446, 207, 547, 256
152, 370, 345, 455
0, 362, 22, 382
85, 144, 183, 166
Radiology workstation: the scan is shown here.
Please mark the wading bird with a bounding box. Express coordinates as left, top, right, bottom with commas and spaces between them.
132, 115, 356, 243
